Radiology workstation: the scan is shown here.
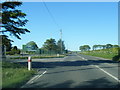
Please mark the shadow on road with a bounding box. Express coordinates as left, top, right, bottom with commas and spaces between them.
74, 77, 119, 88
24, 77, 119, 88
48, 77, 119, 88
18, 59, 118, 69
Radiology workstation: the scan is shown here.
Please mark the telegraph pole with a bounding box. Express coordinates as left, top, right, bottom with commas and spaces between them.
60, 29, 62, 54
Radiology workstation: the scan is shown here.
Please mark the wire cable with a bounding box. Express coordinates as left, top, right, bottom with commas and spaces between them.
41, 0, 60, 29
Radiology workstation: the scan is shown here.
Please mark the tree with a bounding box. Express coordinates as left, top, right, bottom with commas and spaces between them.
0, 35, 13, 51
8, 46, 20, 55
79, 46, 85, 51
42, 38, 57, 53
113, 45, 119, 48
92, 45, 97, 50
57, 39, 65, 54
1, 2, 30, 39
79, 45, 91, 51
106, 44, 113, 49
101, 45, 106, 49
12, 46, 18, 50
83, 45, 91, 51
93, 45, 106, 50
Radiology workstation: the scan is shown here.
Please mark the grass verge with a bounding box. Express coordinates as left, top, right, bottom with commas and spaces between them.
10, 55, 65, 59
80, 48, 120, 61
2, 61, 37, 88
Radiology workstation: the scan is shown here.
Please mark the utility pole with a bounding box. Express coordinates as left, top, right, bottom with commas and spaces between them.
60, 29, 62, 54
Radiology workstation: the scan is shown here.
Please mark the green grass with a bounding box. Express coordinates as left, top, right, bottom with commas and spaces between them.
2, 54, 65, 88
80, 48, 120, 61
10, 55, 65, 59
2, 61, 37, 88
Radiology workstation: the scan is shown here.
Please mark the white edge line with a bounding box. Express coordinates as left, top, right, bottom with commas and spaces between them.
26, 75, 39, 84
94, 65, 120, 82
78, 55, 119, 82
37, 71, 47, 79
26, 71, 47, 84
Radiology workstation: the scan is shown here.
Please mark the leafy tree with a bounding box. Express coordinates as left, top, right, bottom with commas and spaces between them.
79, 46, 85, 51
42, 38, 57, 53
84, 45, 91, 51
92, 45, 97, 50
113, 45, 119, 48
106, 44, 113, 49
57, 39, 65, 54
80, 45, 91, 51
12, 46, 18, 50
98, 45, 103, 49
7, 46, 20, 55
0, 35, 13, 51
93, 45, 106, 50
1, 1, 30, 39
101, 45, 106, 49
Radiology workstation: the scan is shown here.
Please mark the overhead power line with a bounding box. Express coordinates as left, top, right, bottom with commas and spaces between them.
41, 0, 69, 52
41, 0, 60, 29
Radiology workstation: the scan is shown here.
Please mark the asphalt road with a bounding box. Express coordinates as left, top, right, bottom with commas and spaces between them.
20, 54, 119, 88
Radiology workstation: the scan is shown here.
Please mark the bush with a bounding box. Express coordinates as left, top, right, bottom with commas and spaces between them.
112, 55, 120, 61
6, 49, 20, 55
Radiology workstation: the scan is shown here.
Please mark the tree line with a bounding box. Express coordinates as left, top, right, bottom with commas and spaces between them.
40, 38, 67, 54
79, 44, 119, 51
0, 2, 68, 55
1, 35, 67, 55
24, 38, 67, 54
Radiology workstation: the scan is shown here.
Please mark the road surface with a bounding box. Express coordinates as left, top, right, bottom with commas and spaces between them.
19, 54, 119, 88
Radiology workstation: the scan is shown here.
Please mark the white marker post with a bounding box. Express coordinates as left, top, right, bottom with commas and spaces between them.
57, 54, 60, 57
28, 56, 32, 71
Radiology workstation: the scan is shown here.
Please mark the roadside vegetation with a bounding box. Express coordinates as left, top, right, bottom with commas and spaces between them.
9, 54, 65, 59
1, 1, 68, 88
80, 44, 120, 61
2, 61, 37, 88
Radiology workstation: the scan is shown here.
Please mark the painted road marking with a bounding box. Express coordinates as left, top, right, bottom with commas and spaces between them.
26, 71, 47, 84
91, 56, 118, 67
35, 71, 47, 80
94, 65, 120, 82
78, 55, 120, 82
77, 55, 87, 61
78, 55, 118, 67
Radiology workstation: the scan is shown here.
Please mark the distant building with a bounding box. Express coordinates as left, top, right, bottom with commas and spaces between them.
22, 41, 40, 54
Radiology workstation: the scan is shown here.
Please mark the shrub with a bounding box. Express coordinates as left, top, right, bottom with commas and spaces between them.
112, 55, 120, 61
6, 49, 20, 55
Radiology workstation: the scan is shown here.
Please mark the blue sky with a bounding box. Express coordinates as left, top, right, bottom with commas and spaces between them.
9, 2, 118, 51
